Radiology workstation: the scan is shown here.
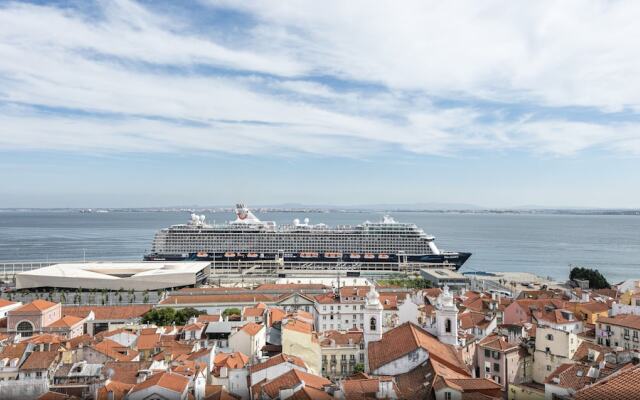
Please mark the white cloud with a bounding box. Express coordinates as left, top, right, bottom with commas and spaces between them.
210, 0, 640, 111
0, 0, 639, 158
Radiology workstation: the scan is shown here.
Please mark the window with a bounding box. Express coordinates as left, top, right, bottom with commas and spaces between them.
359, 353, 364, 362
17, 321, 34, 338
546, 365, 552, 371
35, 372, 42, 378
444, 392, 452, 400
445, 318, 452, 333
370, 317, 377, 331
493, 363, 500, 372
546, 334, 554, 340
484, 349, 490, 357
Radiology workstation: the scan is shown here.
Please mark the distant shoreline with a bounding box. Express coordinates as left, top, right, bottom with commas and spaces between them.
1, 208, 639, 216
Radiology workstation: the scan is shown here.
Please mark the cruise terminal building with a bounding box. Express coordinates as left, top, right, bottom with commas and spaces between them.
15, 261, 211, 291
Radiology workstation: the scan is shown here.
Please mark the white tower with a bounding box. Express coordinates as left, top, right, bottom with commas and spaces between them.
363, 284, 384, 372
435, 285, 459, 346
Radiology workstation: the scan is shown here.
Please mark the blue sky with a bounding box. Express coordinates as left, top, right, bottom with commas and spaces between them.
1, 0, 640, 208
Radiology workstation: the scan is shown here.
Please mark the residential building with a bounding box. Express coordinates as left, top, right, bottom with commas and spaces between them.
211, 352, 249, 399
127, 371, 191, 400
596, 314, 640, 350
533, 309, 583, 334
532, 326, 582, 383
575, 302, 610, 324
477, 334, 525, 388
319, 330, 365, 379
7, 300, 62, 338
281, 319, 321, 375
228, 323, 266, 359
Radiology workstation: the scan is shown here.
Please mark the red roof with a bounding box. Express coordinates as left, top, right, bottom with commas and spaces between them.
21, 351, 59, 370
249, 353, 306, 374
11, 299, 58, 314
368, 322, 468, 374
575, 364, 640, 400
258, 369, 330, 399
239, 322, 264, 336
62, 305, 151, 320
48, 315, 84, 329
0, 299, 18, 307
129, 371, 190, 394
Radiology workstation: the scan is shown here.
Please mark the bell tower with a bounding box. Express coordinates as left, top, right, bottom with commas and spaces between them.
435, 285, 459, 346
363, 284, 384, 371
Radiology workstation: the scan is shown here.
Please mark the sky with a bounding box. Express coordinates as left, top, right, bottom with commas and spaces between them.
1, 0, 640, 208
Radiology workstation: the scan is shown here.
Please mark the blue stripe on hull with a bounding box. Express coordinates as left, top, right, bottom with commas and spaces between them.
144, 251, 471, 270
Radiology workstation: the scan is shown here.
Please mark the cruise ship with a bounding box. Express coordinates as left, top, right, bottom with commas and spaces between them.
144, 204, 471, 269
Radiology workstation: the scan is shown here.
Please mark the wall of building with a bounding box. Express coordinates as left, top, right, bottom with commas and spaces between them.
371, 348, 428, 376
282, 329, 321, 376
533, 327, 581, 383
507, 383, 545, 400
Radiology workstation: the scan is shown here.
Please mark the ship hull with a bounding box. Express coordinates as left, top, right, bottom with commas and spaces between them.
144, 251, 471, 270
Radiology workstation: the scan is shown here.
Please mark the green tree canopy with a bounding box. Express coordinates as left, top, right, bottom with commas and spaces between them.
222, 307, 241, 318
142, 307, 206, 326
570, 267, 610, 289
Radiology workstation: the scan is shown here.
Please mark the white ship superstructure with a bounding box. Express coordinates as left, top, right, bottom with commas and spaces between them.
145, 204, 471, 269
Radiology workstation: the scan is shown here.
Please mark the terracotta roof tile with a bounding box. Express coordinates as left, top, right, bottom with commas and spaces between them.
283, 319, 312, 334
256, 283, 330, 291
136, 333, 161, 350
11, 299, 58, 314
459, 312, 492, 330
368, 322, 468, 374
214, 352, 249, 371
37, 392, 79, 400
578, 302, 610, 314
62, 305, 151, 320
48, 315, 84, 329
96, 380, 134, 400
0, 342, 29, 360
130, 371, 190, 394
598, 314, 640, 330
160, 294, 276, 305
197, 314, 221, 323
320, 330, 364, 347
249, 353, 306, 374
269, 308, 286, 326
288, 386, 333, 400
92, 338, 139, 361
103, 361, 152, 384
27, 333, 64, 345
575, 365, 640, 400
478, 334, 519, 352
258, 369, 330, 399
21, 351, 59, 370
243, 307, 266, 318
0, 298, 18, 307
239, 322, 264, 336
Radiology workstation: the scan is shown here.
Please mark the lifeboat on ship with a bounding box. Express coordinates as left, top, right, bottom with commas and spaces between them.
300, 252, 319, 258
196, 251, 208, 258
377, 254, 389, 260
247, 253, 258, 258
350, 253, 361, 259
324, 252, 342, 259
364, 253, 375, 260
224, 252, 236, 258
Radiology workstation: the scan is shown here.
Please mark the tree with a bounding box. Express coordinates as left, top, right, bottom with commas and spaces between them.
141, 307, 206, 326
353, 363, 365, 373
175, 307, 205, 325
570, 267, 610, 289
222, 308, 242, 318
142, 308, 176, 326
